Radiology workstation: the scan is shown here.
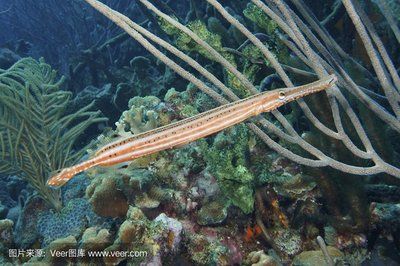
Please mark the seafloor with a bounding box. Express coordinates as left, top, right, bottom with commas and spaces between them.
0, 0, 399, 265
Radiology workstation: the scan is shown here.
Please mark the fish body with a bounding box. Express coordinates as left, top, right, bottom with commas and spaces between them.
47, 75, 337, 187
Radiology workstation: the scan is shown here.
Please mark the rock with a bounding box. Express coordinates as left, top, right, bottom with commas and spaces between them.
244, 250, 279, 266
154, 213, 183, 251
0, 48, 20, 69
135, 193, 160, 209
323, 226, 338, 246
365, 184, 400, 203
81, 227, 112, 251
0, 205, 8, 219
370, 202, 400, 229
0, 219, 14, 249
14, 197, 47, 248
86, 177, 128, 218
362, 237, 400, 265
28, 235, 77, 264
186, 233, 230, 265
197, 200, 228, 225
292, 247, 343, 266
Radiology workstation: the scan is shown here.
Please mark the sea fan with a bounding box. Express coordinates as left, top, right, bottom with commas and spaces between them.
0, 57, 106, 210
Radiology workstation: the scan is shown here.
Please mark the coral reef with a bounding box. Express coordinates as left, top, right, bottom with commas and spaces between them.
81, 227, 112, 251
185, 232, 230, 265
1, 0, 399, 264
30, 235, 78, 265
103, 206, 182, 265
0, 177, 25, 220
79, 79, 398, 264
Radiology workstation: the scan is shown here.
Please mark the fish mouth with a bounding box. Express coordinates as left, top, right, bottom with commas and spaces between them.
47, 178, 61, 188
285, 74, 338, 102
46, 171, 68, 188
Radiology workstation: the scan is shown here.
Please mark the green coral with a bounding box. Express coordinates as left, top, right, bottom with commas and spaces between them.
160, 19, 224, 60
0, 58, 106, 210
159, 18, 256, 97
164, 88, 200, 118
242, 44, 264, 62
158, 15, 181, 36
243, 3, 289, 63
203, 124, 255, 214
244, 3, 278, 34
177, 20, 223, 59
224, 53, 254, 98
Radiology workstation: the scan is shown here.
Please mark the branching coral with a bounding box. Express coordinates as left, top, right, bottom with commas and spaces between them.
0, 58, 106, 210
83, 0, 400, 179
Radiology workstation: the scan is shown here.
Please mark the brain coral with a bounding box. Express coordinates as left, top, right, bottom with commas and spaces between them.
37, 198, 109, 246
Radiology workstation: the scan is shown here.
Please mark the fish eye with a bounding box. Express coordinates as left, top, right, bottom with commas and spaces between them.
278, 91, 285, 100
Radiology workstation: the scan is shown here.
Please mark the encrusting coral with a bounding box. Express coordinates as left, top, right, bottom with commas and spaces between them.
0, 58, 106, 210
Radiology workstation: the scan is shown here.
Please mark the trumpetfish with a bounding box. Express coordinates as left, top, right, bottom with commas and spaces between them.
47, 75, 337, 187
